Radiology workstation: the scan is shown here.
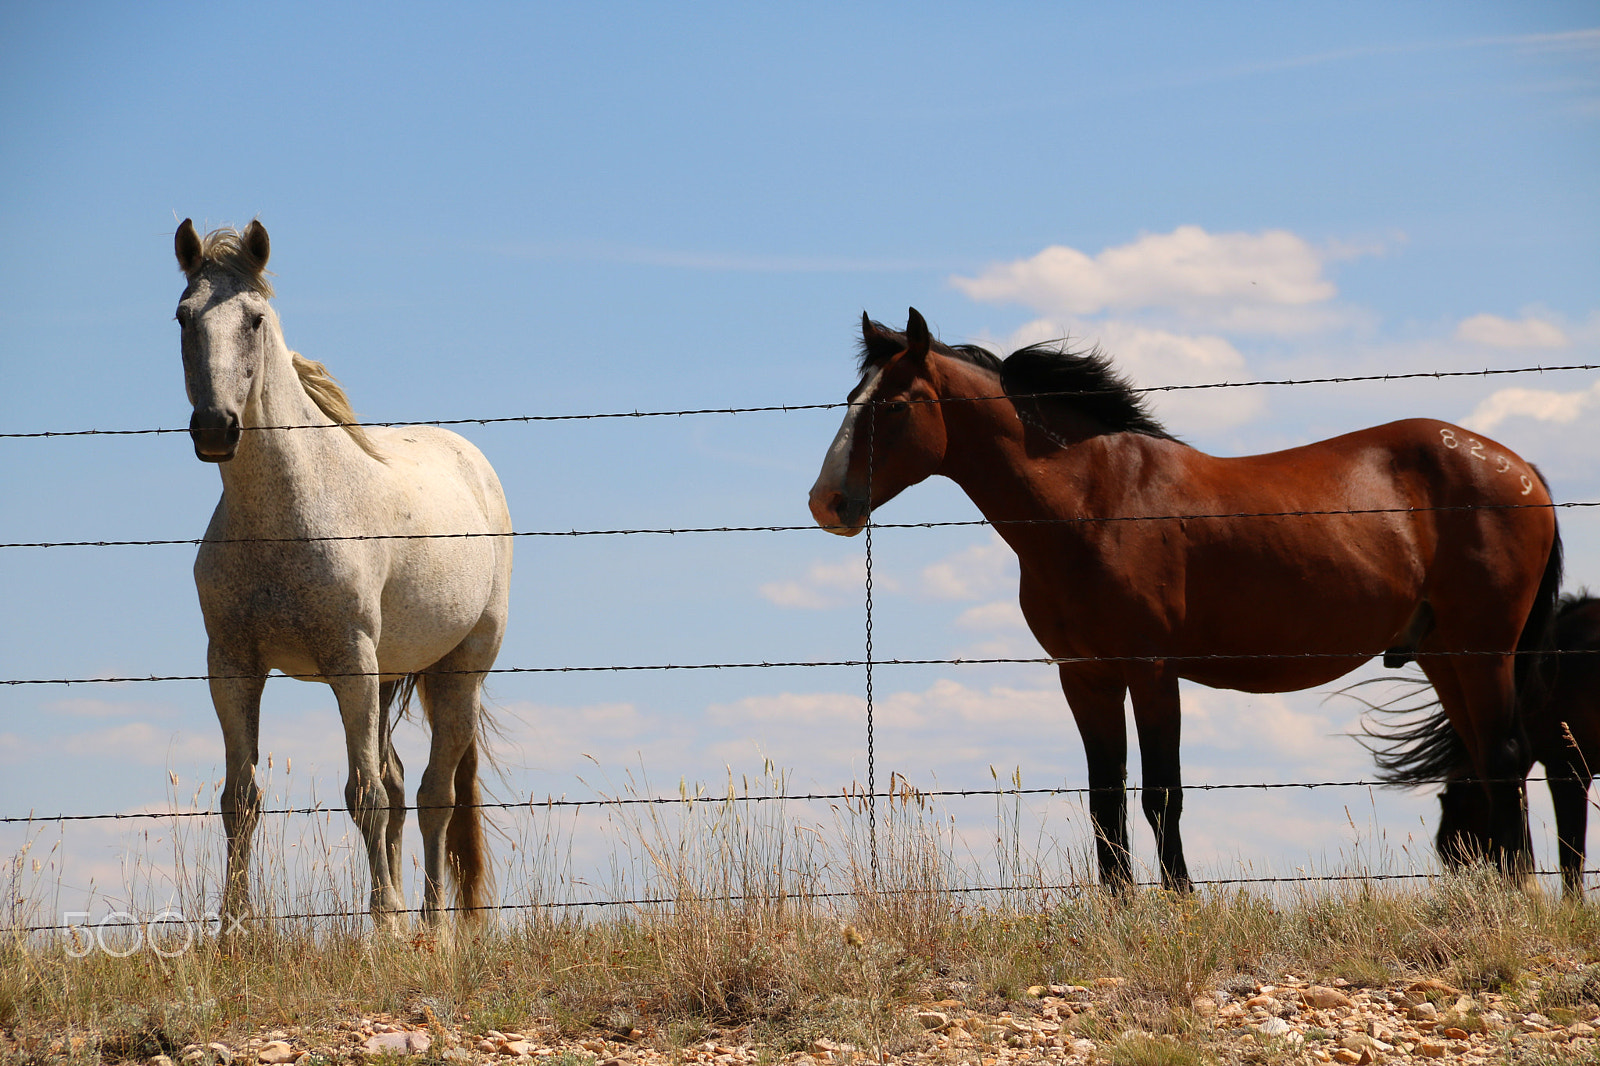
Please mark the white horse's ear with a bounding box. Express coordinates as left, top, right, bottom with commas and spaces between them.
904, 307, 932, 362
175, 218, 203, 275
242, 220, 271, 271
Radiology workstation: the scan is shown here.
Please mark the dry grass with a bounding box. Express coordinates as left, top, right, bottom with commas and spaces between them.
8, 770, 1600, 1064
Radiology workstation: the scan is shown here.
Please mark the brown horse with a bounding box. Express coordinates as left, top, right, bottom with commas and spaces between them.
1370, 594, 1599, 896
808, 308, 1562, 890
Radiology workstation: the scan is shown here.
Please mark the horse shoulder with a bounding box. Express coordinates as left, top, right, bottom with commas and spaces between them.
366, 425, 510, 530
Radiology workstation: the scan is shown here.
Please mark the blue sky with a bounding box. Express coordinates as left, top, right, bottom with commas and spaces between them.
2, 3, 1598, 914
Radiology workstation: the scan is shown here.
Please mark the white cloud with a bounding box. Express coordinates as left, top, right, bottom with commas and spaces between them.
1180, 688, 1340, 764
920, 532, 1016, 600
61, 723, 220, 767
951, 226, 1346, 333
491, 699, 688, 781
1455, 313, 1569, 349
953, 600, 1026, 632
709, 690, 863, 727
759, 556, 896, 609
1461, 379, 1600, 434
707, 678, 1065, 739
0, 733, 40, 765
47, 697, 154, 719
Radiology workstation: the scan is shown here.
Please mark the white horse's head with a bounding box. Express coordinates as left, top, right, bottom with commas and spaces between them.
174, 218, 278, 462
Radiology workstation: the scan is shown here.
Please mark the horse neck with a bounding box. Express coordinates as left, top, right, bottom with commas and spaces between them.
930, 358, 1050, 515
931, 355, 1103, 544
217, 331, 368, 510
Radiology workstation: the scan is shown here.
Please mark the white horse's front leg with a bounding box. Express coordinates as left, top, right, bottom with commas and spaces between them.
376, 679, 408, 890
208, 644, 266, 935
329, 642, 405, 926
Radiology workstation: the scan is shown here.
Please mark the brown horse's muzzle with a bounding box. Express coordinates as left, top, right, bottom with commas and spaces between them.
190, 409, 241, 463
808, 485, 868, 537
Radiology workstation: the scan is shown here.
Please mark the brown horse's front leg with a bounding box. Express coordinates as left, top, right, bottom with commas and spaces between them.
1131, 671, 1191, 892
1062, 668, 1132, 890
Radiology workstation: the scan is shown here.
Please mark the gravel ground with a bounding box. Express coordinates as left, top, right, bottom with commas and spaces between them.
9, 969, 1600, 1065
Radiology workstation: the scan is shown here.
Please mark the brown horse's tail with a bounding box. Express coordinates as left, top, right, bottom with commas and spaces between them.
1356, 676, 1467, 787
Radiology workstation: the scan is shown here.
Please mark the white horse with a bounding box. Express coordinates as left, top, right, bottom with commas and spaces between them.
174, 219, 513, 926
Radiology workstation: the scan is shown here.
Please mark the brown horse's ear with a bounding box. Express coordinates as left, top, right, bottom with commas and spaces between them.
242, 219, 271, 271
175, 218, 203, 275
860, 311, 904, 364
904, 307, 932, 362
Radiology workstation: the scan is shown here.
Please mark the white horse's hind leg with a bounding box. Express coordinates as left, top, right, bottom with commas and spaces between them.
209, 647, 266, 932
329, 642, 404, 925
414, 669, 480, 925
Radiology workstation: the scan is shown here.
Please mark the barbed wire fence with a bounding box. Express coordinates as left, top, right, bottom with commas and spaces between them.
5, 359, 1600, 933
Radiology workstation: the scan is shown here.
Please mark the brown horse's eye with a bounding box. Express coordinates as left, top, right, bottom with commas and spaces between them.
882, 401, 910, 414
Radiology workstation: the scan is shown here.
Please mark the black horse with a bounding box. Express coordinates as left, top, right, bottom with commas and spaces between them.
1366, 594, 1599, 896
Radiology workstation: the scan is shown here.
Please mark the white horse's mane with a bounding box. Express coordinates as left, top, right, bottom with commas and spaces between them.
291, 352, 384, 461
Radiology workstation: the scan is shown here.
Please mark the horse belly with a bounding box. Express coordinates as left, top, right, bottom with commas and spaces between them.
1181, 653, 1378, 694
374, 537, 503, 674
1174, 570, 1422, 693
370, 432, 511, 674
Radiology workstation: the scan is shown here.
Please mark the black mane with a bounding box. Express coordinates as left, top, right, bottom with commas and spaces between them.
1000, 341, 1179, 442
855, 318, 1175, 441
1556, 591, 1599, 646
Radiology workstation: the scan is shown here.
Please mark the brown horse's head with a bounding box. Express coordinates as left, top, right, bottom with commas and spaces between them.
809, 308, 950, 536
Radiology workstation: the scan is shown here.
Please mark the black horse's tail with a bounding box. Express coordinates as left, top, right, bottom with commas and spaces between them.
1360, 506, 1563, 788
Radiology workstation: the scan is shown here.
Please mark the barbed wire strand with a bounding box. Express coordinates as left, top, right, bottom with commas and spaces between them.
4, 362, 1596, 441
5, 499, 1597, 551
6, 646, 1596, 689
0, 773, 1576, 825
19, 866, 1600, 933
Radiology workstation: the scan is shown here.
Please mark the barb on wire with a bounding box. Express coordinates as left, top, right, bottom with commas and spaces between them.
4, 362, 1596, 441
5, 499, 1597, 551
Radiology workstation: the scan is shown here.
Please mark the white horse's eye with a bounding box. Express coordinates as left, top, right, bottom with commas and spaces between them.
250, 314, 264, 332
